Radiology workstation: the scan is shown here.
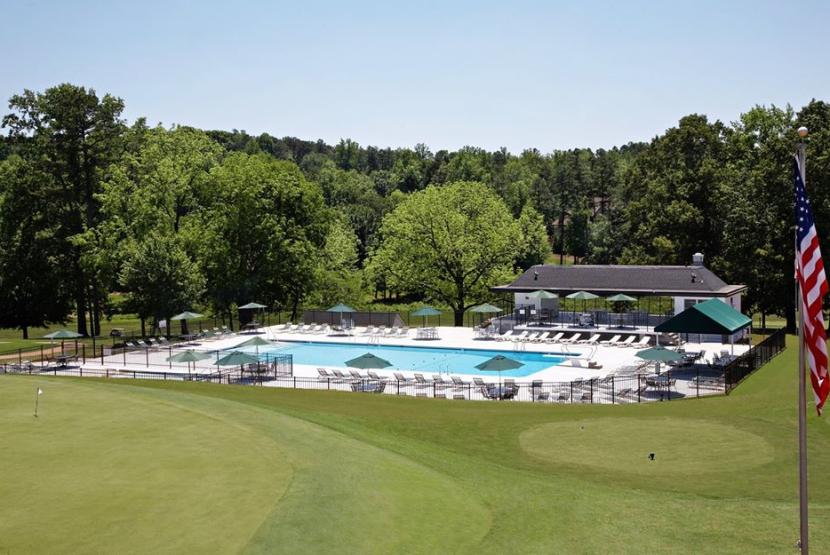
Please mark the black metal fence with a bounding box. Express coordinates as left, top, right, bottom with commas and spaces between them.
1, 331, 789, 404
724, 328, 787, 393
2, 362, 731, 404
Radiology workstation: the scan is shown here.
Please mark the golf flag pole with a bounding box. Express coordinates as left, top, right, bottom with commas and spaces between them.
34, 387, 43, 417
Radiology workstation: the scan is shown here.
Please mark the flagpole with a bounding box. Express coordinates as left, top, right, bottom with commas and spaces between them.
796, 126, 809, 554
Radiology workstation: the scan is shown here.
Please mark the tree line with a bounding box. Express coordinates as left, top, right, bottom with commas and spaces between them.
0, 83, 827, 337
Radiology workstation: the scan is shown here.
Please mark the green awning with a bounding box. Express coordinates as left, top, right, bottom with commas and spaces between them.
411, 306, 442, 317
566, 291, 599, 300
654, 299, 751, 335
607, 293, 637, 302
327, 303, 356, 313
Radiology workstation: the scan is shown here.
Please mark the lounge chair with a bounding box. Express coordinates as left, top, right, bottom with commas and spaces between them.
136, 339, 149, 349
332, 369, 353, 382
632, 336, 651, 348
561, 333, 581, 344
530, 380, 550, 401
496, 330, 514, 341
616, 335, 637, 347
601, 334, 622, 346
431, 375, 451, 389
523, 332, 540, 342
393, 372, 412, 383
473, 377, 494, 388
398, 327, 410, 337
534, 331, 550, 342
512, 331, 529, 342
547, 332, 565, 343
349, 370, 367, 380
450, 376, 468, 388
413, 373, 432, 387
317, 368, 333, 380
578, 334, 601, 344
367, 371, 388, 382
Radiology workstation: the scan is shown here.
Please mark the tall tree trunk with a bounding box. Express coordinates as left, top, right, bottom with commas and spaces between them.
291, 296, 299, 322
22, 325, 28, 340
227, 309, 234, 332
453, 309, 464, 327
92, 291, 101, 336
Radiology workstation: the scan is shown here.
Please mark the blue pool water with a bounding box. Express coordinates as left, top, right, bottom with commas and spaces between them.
248, 341, 573, 377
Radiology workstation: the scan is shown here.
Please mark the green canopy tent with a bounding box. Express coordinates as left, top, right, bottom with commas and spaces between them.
327, 303, 356, 329
238, 302, 267, 329
566, 291, 599, 326
636, 344, 683, 375
606, 293, 637, 328
43, 329, 82, 353
411, 306, 442, 328
171, 311, 204, 336
469, 303, 502, 327
345, 353, 393, 370
166, 349, 212, 374
654, 298, 751, 354
475, 355, 524, 399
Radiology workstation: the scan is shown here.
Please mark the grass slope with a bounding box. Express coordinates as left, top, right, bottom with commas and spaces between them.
1, 336, 828, 553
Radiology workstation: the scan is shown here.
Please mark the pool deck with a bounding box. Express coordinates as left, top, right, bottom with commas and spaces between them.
84, 325, 745, 378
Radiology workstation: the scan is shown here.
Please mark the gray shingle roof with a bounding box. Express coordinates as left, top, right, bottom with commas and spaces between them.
493, 264, 746, 297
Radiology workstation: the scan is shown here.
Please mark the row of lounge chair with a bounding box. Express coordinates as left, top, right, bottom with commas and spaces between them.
123, 326, 236, 350
495, 330, 652, 348
276, 323, 411, 338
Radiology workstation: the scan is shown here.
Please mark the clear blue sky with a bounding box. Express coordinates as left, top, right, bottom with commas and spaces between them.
2, 0, 828, 152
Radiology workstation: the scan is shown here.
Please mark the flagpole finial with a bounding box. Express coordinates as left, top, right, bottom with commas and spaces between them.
798, 126, 809, 139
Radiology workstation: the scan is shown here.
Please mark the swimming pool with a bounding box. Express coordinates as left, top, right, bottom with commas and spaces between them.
249, 341, 573, 377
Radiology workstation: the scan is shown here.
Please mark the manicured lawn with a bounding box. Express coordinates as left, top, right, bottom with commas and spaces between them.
2, 336, 828, 553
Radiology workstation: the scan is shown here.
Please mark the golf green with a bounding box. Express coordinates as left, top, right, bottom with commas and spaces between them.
519, 417, 774, 475
2, 336, 830, 553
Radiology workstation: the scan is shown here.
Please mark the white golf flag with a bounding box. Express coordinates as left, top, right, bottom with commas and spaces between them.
37, 388, 43, 395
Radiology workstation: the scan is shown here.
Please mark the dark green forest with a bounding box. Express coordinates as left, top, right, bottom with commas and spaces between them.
1, 84, 828, 336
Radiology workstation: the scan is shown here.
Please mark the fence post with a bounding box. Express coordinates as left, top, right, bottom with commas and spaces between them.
41, 346, 44, 365
611, 376, 615, 405
18, 348, 22, 365
570, 381, 573, 403
590, 379, 594, 404
696, 366, 700, 398
123, 348, 126, 367
101, 346, 104, 365
293, 376, 296, 389
637, 375, 641, 403
667, 370, 671, 401
397, 380, 400, 396
169, 347, 172, 369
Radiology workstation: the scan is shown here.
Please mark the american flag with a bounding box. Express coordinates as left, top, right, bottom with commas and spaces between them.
795, 155, 830, 415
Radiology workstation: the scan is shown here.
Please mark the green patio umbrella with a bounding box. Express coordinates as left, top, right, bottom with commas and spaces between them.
239, 302, 267, 310
411, 306, 442, 327
167, 349, 212, 374
525, 290, 558, 299
235, 335, 271, 357
216, 351, 261, 374
171, 311, 203, 320
171, 310, 203, 336
607, 294, 637, 327
469, 303, 502, 327
636, 345, 683, 375
43, 330, 82, 340
475, 355, 524, 397
566, 291, 599, 323
43, 329, 82, 352
327, 303, 356, 328
345, 353, 393, 370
